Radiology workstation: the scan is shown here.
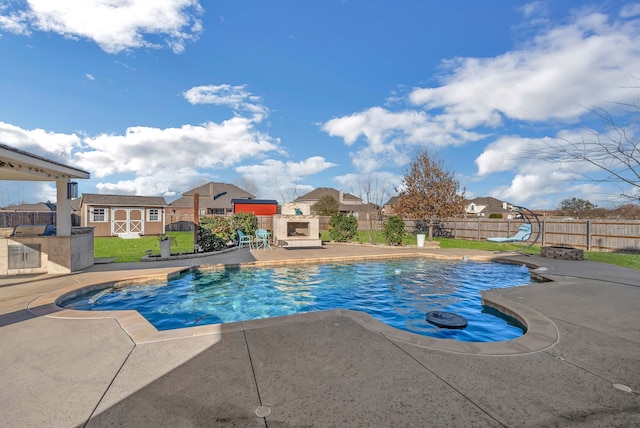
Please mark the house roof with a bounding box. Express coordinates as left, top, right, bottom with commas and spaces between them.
170, 182, 255, 209
384, 196, 399, 206
81, 194, 167, 207
1, 201, 57, 212
295, 187, 362, 203
294, 188, 366, 213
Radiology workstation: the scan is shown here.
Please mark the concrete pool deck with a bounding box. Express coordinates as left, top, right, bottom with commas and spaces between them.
0, 244, 638, 426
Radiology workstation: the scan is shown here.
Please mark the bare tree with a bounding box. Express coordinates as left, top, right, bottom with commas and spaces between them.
398, 150, 465, 241
233, 177, 259, 197
356, 174, 392, 244
536, 103, 640, 202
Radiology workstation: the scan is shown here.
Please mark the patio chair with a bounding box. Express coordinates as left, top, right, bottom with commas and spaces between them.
487, 223, 532, 243
237, 230, 254, 250
255, 229, 272, 250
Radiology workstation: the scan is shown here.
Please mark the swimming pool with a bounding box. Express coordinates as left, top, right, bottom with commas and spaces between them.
60, 258, 531, 342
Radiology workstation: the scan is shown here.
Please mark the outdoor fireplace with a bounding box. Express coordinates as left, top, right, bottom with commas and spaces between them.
287, 222, 309, 237
273, 215, 322, 248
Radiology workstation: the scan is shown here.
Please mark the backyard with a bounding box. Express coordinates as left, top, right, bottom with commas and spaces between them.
94, 231, 640, 270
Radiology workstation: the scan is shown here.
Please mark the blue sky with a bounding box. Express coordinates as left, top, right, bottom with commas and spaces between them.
1, 0, 639, 209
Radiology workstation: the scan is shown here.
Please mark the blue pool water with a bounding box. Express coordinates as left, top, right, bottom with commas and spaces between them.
60, 258, 531, 342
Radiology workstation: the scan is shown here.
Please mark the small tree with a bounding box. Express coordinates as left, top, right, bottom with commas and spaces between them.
356, 174, 392, 244
312, 195, 339, 216
328, 213, 358, 242
398, 150, 465, 241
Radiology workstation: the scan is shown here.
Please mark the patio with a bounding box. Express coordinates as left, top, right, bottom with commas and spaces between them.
0, 244, 638, 427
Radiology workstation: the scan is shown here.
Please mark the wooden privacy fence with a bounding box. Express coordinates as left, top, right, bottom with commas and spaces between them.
0, 212, 81, 228
439, 218, 640, 252
167, 214, 640, 252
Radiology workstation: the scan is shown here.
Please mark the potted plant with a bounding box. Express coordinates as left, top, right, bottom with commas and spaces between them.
158, 234, 176, 258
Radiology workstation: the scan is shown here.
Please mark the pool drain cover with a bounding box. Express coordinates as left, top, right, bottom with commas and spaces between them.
255, 406, 272, 417
426, 311, 468, 329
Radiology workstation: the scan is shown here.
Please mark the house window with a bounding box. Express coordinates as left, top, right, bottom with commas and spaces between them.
147, 209, 161, 222
90, 208, 108, 222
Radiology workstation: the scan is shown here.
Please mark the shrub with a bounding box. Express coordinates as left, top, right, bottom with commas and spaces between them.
489, 213, 503, 219
231, 212, 258, 237
383, 216, 406, 246
198, 216, 234, 252
328, 213, 358, 242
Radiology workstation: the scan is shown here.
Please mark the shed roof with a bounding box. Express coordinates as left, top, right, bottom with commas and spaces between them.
231, 199, 279, 205
81, 194, 167, 207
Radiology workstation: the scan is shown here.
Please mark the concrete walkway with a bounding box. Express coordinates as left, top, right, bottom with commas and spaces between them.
0, 244, 638, 427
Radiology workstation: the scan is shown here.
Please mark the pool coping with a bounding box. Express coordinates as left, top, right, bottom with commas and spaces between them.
27, 253, 559, 355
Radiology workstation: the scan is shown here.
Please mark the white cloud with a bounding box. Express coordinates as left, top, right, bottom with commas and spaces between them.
476, 127, 628, 206
0, 0, 203, 54
322, 106, 484, 174
235, 156, 336, 201
323, 106, 482, 150
75, 118, 281, 179
0, 121, 81, 163
409, 11, 640, 126
95, 167, 207, 197
520, 1, 549, 18
620, 3, 640, 18
183, 84, 269, 121
85, 73, 94, 81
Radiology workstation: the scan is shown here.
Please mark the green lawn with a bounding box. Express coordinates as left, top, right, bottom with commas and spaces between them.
94, 231, 195, 262
95, 230, 639, 270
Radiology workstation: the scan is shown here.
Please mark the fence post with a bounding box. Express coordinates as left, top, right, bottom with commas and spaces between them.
586, 220, 591, 250
477, 218, 481, 240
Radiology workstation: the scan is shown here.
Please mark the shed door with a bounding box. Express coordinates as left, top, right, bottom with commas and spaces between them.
111, 208, 144, 235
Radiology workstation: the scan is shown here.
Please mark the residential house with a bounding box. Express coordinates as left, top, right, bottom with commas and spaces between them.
382, 196, 400, 217
80, 194, 167, 237
168, 182, 256, 217
294, 188, 365, 216
465, 197, 514, 218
